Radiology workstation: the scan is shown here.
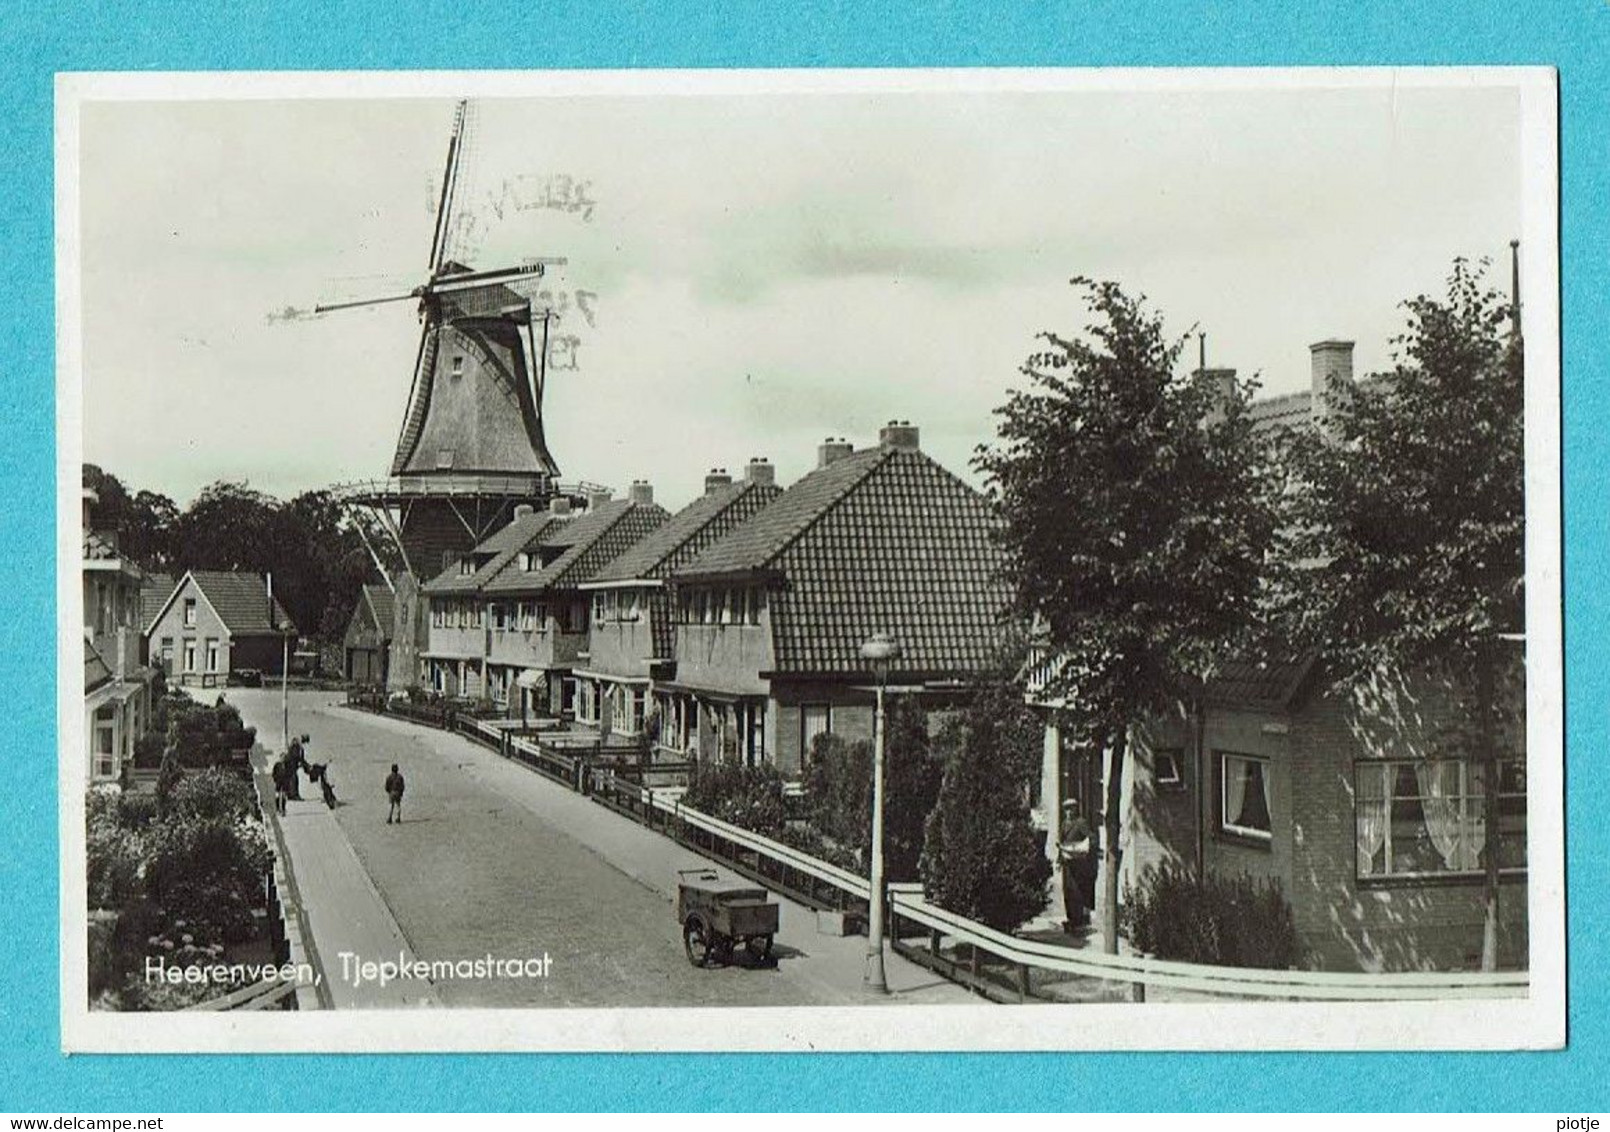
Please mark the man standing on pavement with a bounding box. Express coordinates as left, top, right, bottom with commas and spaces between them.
385, 763, 406, 824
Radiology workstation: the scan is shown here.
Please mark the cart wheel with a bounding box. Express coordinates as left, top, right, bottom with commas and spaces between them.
749, 934, 774, 962
684, 916, 713, 967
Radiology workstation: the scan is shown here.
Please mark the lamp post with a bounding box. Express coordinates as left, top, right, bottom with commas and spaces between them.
859, 630, 901, 994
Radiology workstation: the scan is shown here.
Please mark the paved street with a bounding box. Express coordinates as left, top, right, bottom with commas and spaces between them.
227, 688, 973, 1009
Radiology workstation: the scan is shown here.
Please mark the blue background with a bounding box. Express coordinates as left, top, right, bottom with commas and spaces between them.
2, 0, 1601, 1112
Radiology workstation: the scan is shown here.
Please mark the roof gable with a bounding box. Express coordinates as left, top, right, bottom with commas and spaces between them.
162, 571, 296, 636
677, 448, 887, 580
591, 480, 785, 584
483, 500, 669, 594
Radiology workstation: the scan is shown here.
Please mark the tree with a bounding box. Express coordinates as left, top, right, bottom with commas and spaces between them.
975, 277, 1283, 952
920, 677, 1052, 933
804, 698, 942, 880
1283, 256, 1523, 970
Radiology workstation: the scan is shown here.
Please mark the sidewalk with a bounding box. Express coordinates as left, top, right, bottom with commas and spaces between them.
257, 753, 441, 1009
316, 700, 975, 1006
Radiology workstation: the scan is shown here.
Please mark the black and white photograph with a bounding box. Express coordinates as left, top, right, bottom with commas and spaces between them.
57, 68, 1562, 1052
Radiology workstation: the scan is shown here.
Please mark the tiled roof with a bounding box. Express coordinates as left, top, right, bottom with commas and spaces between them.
678, 447, 1013, 678
363, 584, 396, 637
421, 511, 560, 595
677, 448, 887, 579
592, 481, 785, 585
1248, 391, 1311, 434
1247, 375, 1393, 437
139, 573, 176, 631
482, 500, 669, 595
1204, 655, 1316, 710
189, 571, 296, 636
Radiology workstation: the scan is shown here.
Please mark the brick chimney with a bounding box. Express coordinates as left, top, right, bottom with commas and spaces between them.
628, 480, 654, 506
1201, 367, 1237, 424
549, 496, 573, 517
586, 488, 613, 511
877, 419, 920, 452
817, 438, 854, 469
744, 457, 775, 487
1309, 340, 1354, 425
704, 468, 733, 494
513, 504, 536, 520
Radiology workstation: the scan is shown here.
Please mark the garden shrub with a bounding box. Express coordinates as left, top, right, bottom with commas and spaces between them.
920, 679, 1051, 932
682, 761, 787, 838
1120, 859, 1302, 969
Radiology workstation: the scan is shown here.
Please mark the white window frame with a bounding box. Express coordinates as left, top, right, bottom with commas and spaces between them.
1154, 748, 1184, 789
183, 639, 197, 673
1218, 751, 1273, 842
1354, 757, 1526, 882
183, 598, 197, 627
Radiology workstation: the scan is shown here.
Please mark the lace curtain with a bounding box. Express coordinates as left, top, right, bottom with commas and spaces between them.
1356, 765, 1387, 873
1415, 760, 1483, 872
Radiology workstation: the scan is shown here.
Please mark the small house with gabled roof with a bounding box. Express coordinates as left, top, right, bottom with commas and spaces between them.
665, 422, 1013, 773
145, 570, 296, 686
576, 463, 784, 745
342, 583, 398, 686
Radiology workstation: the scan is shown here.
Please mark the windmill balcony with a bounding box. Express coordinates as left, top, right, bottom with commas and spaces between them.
332, 475, 612, 506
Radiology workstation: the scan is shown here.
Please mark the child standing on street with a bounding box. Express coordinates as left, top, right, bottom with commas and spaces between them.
385, 763, 405, 824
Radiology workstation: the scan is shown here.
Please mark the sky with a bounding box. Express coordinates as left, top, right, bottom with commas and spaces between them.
74, 77, 1525, 512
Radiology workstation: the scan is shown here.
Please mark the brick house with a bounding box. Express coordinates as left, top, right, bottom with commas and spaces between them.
82, 489, 157, 784
420, 492, 668, 713
341, 583, 397, 686
665, 422, 1013, 774
576, 463, 783, 747
145, 570, 296, 686
1033, 340, 1529, 971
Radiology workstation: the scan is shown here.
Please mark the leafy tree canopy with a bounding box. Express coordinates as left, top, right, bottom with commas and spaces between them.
1283, 256, 1524, 685
975, 277, 1285, 731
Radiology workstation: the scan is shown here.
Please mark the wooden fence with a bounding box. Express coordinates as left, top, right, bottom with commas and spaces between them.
392, 699, 1532, 1004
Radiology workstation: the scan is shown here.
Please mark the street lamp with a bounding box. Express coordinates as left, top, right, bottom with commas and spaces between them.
859, 630, 901, 994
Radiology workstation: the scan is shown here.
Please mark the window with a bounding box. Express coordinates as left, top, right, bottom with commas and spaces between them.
450, 354, 465, 379
744, 587, 762, 625
459, 558, 474, 576
1355, 758, 1526, 881
1154, 749, 1184, 790
1218, 752, 1272, 842
437, 449, 456, 469
801, 704, 832, 762
183, 639, 197, 673
520, 552, 537, 572
205, 638, 219, 673
94, 717, 116, 779
183, 598, 196, 627
492, 604, 507, 631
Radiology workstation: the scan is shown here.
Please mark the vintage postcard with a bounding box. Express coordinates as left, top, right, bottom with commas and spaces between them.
57, 67, 1562, 1052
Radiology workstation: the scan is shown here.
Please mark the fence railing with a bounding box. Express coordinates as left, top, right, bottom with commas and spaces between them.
371, 694, 1533, 1005
885, 883, 1529, 1003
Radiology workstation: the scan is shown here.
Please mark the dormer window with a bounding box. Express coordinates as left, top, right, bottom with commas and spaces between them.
459, 558, 474, 576
520, 551, 537, 572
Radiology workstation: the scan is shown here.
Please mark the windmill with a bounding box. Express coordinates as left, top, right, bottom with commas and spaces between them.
322, 100, 603, 589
